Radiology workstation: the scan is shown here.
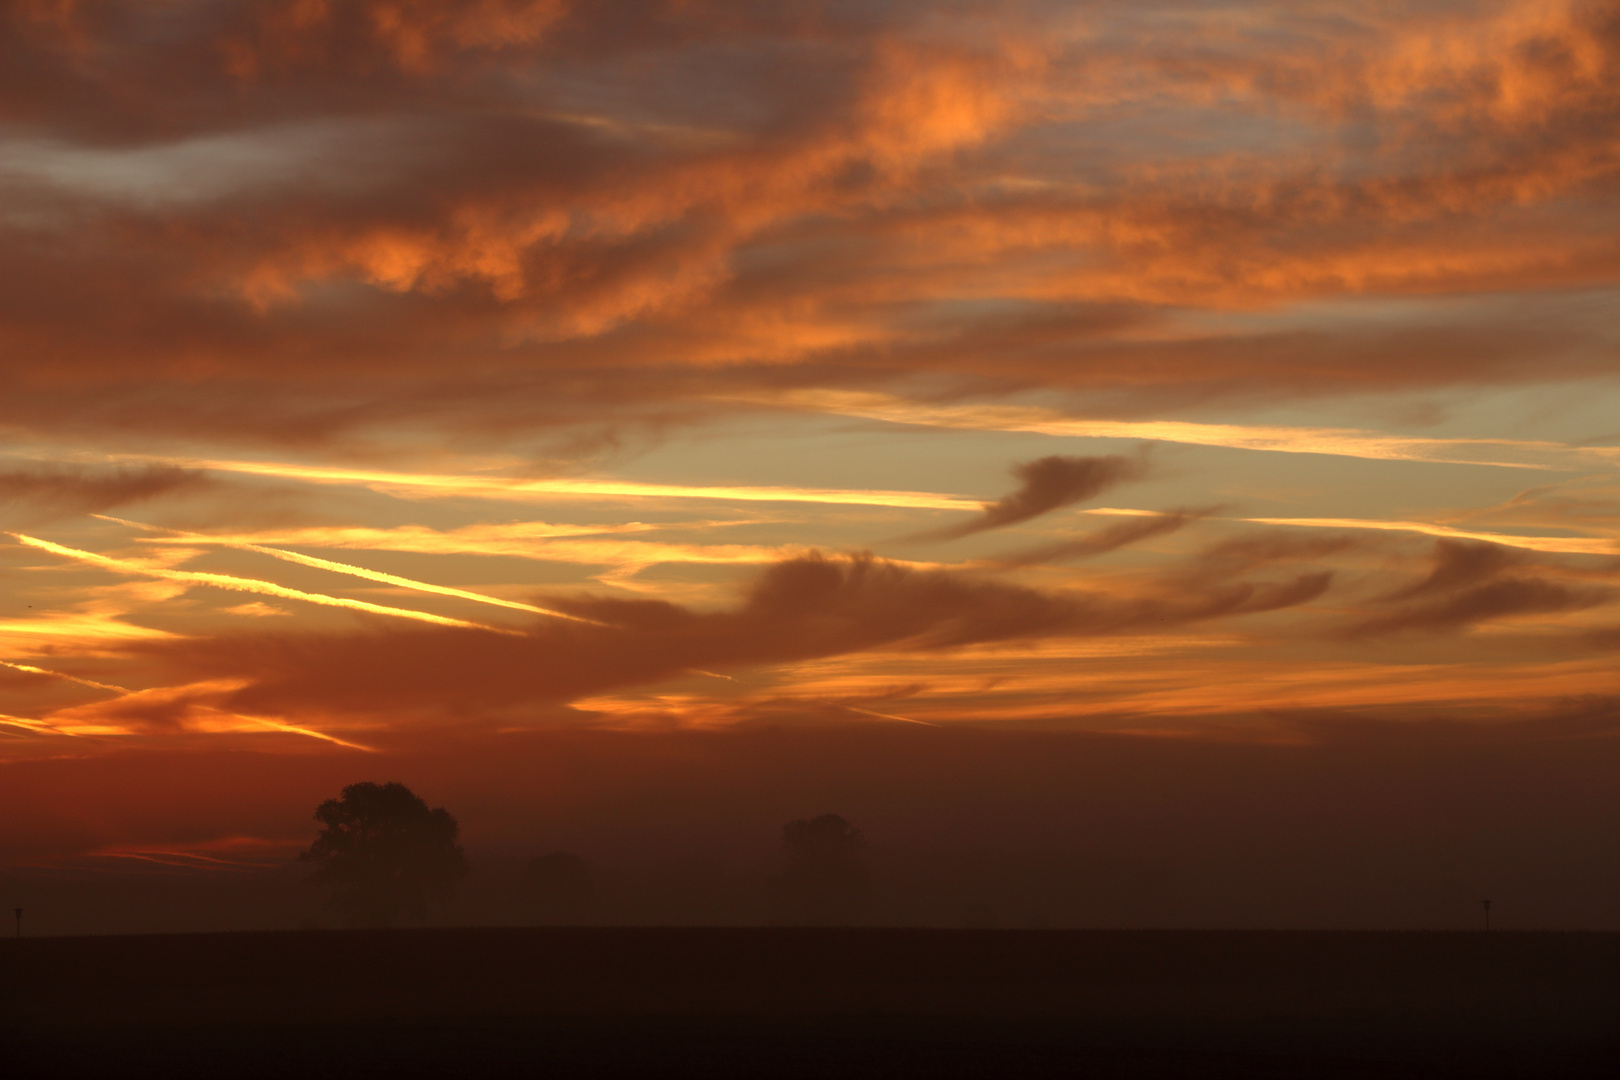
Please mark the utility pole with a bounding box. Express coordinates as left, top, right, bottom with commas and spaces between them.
1482, 899, 1491, 932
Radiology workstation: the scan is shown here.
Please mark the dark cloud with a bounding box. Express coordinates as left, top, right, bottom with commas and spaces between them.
1344, 539, 1616, 638
0, 464, 209, 518
1190, 532, 1367, 574
990, 508, 1212, 567
146, 554, 1083, 718
1167, 570, 1336, 624
917, 454, 1150, 542
1381, 539, 1530, 601
1350, 577, 1613, 638
1142, 529, 1355, 620
139, 550, 1333, 720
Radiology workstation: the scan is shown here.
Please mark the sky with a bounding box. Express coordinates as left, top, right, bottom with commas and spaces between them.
2, 0, 1618, 930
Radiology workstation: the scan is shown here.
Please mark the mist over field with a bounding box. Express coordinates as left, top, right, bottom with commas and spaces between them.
7, 723, 1619, 937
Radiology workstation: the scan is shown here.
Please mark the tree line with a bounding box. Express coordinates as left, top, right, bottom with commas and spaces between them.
303, 781, 870, 928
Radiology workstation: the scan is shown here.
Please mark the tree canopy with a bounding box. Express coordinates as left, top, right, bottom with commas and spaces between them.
301, 781, 467, 928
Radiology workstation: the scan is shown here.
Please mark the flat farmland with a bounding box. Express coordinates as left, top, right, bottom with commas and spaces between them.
3, 928, 1617, 1078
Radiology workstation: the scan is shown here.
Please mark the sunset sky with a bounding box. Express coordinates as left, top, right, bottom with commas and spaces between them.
2, 1, 1618, 926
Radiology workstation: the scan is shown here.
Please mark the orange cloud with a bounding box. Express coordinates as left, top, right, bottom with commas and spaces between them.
222, 0, 569, 77
2, 0, 1616, 457
127, 548, 1354, 725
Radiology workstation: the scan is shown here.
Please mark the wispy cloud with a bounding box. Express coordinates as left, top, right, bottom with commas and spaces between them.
1237, 516, 1620, 556
0, 608, 179, 654
912, 454, 1148, 541
0, 712, 85, 738
0, 464, 209, 517
116, 520, 676, 550
738, 655, 1620, 726
22, 676, 374, 749
1069, 507, 1620, 557
756, 390, 1620, 471
992, 508, 1212, 567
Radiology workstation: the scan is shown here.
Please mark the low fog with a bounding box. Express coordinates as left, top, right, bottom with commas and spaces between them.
6, 718, 1619, 936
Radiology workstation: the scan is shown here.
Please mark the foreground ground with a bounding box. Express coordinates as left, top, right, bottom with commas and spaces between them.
3, 928, 1617, 1078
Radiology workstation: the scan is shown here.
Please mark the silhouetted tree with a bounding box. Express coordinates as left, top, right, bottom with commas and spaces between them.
516, 852, 596, 925
301, 781, 468, 928
770, 813, 871, 925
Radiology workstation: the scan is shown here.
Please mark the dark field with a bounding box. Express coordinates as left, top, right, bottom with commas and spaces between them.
3, 928, 1618, 1079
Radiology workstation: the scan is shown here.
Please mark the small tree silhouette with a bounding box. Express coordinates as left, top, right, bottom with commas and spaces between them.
770, 813, 871, 926
301, 781, 468, 928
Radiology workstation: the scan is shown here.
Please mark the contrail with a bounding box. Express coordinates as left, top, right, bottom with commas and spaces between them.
97, 516, 602, 625
0, 659, 129, 693
72, 456, 977, 510
9, 533, 513, 633
243, 715, 375, 751
0, 712, 80, 737
1237, 515, 1620, 555
1076, 507, 1618, 556
830, 701, 940, 727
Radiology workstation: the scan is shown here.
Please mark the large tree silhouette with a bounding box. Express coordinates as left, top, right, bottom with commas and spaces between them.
770, 813, 871, 925
301, 781, 467, 928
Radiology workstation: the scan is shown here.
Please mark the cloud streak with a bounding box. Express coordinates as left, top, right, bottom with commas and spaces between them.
122, 521, 810, 575
991, 508, 1211, 567
0, 465, 209, 518
758, 391, 1620, 471
1239, 516, 1620, 557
